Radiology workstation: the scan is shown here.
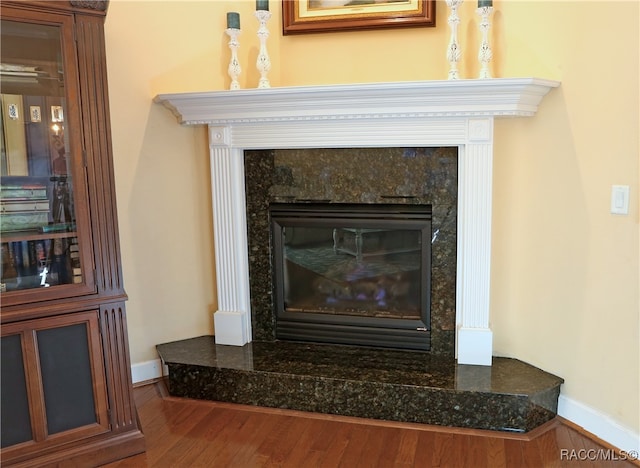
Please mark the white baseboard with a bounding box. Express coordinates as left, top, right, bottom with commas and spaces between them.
558, 394, 640, 454
131, 359, 167, 384
129, 361, 639, 454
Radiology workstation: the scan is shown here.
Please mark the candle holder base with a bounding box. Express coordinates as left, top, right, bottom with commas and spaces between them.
255, 10, 272, 89
446, 0, 463, 81
225, 28, 241, 90
477, 6, 493, 79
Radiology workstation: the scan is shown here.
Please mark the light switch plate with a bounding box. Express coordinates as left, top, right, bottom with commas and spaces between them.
610, 185, 630, 215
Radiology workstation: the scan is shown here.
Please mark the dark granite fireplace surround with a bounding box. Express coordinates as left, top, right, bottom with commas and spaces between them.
157, 337, 564, 433
244, 146, 458, 354
158, 147, 562, 432
154, 78, 565, 433
157, 144, 564, 433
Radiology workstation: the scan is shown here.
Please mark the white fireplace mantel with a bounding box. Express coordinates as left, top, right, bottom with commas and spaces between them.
155, 77, 559, 366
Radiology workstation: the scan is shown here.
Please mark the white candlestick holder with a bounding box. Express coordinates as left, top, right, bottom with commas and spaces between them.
446, 0, 463, 80
477, 6, 493, 79
225, 28, 241, 90
255, 10, 272, 88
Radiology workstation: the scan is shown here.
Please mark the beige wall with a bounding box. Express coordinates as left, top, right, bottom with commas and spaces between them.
104, 1, 639, 433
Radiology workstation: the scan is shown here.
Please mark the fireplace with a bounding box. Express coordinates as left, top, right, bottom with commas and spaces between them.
155, 77, 560, 365
155, 79, 564, 433
270, 202, 432, 350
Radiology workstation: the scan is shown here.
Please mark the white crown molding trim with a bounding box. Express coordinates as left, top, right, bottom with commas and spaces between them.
156, 78, 559, 125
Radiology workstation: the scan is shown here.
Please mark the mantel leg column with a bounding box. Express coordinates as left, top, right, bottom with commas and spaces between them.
456, 119, 494, 366
208, 126, 252, 345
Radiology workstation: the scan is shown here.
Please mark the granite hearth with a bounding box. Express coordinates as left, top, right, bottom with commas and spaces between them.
157, 336, 564, 433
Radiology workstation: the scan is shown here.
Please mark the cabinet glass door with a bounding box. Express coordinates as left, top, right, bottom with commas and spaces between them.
0, 12, 94, 304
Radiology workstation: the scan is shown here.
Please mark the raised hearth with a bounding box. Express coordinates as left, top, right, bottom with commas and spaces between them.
157, 337, 564, 433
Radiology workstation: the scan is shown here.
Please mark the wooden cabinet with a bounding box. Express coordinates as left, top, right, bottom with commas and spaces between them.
0, 1, 144, 466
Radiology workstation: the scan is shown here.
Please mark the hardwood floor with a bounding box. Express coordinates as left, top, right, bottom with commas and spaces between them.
103, 381, 638, 467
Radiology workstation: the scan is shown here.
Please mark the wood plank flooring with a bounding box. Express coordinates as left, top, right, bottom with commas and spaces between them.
103, 381, 638, 468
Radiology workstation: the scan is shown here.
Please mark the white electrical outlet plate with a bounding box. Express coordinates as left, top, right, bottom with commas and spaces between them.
610, 185, 630, 215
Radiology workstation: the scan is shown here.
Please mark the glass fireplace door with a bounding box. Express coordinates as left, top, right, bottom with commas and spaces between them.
271, 203, 432, 350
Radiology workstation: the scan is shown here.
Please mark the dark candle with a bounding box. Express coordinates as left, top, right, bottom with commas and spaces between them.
227, 12, 240, 29
478, 0, 493, 7
256, 0, 269, 11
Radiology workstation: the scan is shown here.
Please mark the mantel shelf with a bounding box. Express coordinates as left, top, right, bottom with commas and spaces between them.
154, 77, 560, 126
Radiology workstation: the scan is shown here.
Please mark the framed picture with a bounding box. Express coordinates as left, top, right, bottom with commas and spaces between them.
282, 0, 436, 35
51, 105, 64, 123
30, 106, 42, 123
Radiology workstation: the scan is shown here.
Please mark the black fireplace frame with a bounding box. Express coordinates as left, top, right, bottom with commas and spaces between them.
270, 203, 432, 351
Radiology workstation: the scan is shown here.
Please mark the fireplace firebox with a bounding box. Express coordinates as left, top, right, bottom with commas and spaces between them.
270, 203, 432, 350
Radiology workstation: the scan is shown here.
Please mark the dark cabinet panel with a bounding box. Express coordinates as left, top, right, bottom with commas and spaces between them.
37, 323, 98, 434
1, 334, 32, 448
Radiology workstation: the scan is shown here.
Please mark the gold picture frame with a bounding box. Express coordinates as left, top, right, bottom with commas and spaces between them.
282, 0, 436, 35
